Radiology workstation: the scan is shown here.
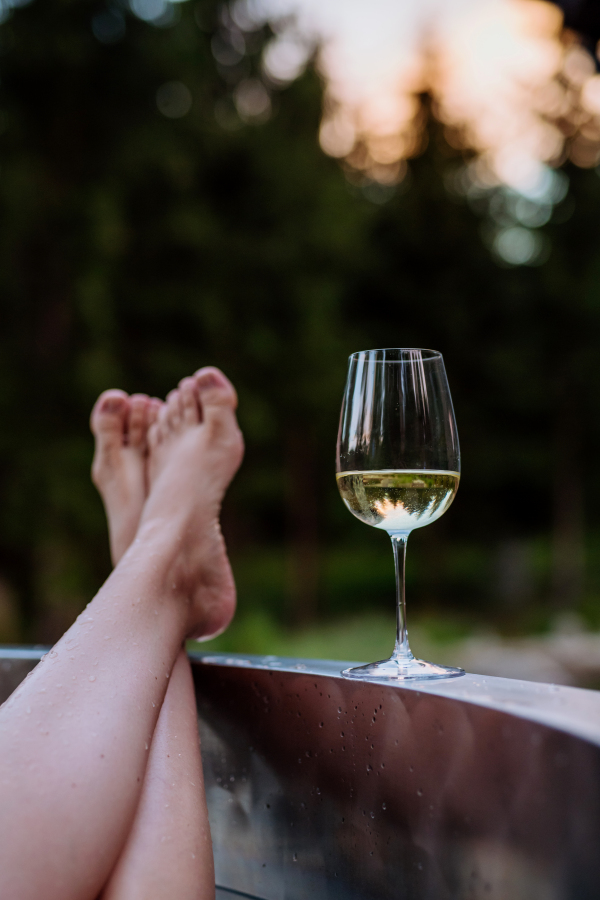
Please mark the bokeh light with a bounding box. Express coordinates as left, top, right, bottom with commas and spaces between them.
156, 81, 193, 118
234, 78, 272, 121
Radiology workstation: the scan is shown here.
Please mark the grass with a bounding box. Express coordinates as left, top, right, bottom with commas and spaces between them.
187, 609, 471, 664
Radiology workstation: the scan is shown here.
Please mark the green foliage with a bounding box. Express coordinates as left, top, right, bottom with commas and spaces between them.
0, 0, 600, 645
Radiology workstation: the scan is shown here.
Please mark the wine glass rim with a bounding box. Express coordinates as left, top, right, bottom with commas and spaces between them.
349, 347, 443, 362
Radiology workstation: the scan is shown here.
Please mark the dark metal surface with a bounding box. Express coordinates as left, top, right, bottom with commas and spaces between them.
192, 653, 600, 900
0, 647, 45, 704
3, 648, 600, 899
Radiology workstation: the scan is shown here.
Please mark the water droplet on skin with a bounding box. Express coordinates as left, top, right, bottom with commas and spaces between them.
417, 789, 423, 797
370, 812, 375, 818
26, 707, 31, 714
104, 636, 110, 640
293, 853, 298, 862
154, 610, 158, 616
152, 702, 155, 708
382, 803, 387, 810
145, 743, 149, 750
88, 676, 96, 683
49, 650, 58, 659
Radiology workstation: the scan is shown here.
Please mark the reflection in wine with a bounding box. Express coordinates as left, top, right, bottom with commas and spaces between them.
336, 470, 460, 533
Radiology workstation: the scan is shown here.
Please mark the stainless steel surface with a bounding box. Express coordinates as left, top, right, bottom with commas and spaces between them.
192, 652, 600, 900
2, 648, 600, 899
0, 646, 45, 703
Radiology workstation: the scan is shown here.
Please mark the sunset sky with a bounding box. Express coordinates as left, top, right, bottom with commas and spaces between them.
233, 0, 600, 192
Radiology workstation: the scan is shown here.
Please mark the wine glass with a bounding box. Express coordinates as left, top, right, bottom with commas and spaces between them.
336, 348, 464, 681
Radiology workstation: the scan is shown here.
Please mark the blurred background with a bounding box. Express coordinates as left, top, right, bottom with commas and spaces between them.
2, 0, 600, 685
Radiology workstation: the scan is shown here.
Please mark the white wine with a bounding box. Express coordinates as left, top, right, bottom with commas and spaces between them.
336, 470, 460, 533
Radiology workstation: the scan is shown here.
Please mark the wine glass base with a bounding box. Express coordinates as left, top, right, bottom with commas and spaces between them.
342, 656, 464, 682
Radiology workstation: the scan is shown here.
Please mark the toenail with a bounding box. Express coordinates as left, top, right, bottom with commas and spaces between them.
100, 398, 125, 414
196, 373, 221, 390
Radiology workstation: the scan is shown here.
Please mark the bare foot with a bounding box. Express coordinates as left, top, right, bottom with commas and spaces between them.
139, 367, 244, 640
91, 390, 161, 566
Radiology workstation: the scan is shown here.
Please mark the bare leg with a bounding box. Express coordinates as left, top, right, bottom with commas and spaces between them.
0, 369, 243, 900
101, 649, 214, 900
92, 376, 225, 900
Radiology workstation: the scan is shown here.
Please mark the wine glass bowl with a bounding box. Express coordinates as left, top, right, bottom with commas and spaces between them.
336, 348, 464, 681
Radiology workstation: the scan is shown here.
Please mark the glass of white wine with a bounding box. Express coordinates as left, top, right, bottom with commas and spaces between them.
336, 348, 464, 681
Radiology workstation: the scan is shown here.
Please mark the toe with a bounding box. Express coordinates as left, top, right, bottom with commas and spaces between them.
166, 389, 183, 431
194, 367, 238, 411
194, 368, 242, 453
90, 389, 130, 437
156, 399, 171, 441
179, 377, 200, 426
127, 394, 149, 451
148, 420, 161, 452
147, 398, 162, 429
90, 389, 130, 484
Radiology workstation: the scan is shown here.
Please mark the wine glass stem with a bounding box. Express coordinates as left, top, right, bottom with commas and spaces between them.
390, 533, 413, 662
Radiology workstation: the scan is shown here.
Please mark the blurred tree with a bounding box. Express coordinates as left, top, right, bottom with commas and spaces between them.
1, 0, 600, 644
